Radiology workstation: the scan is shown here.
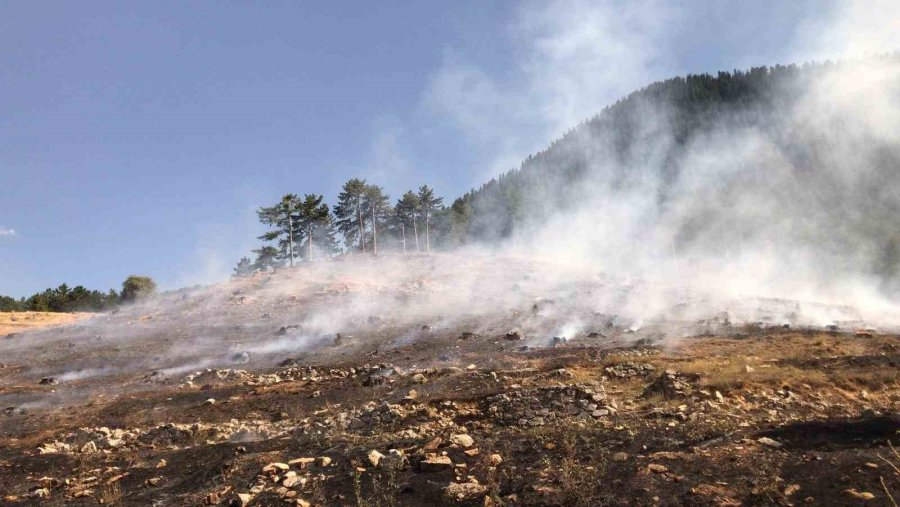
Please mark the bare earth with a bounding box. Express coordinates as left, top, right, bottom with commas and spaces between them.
0, 312, 95, 339
0, 257, 897, 505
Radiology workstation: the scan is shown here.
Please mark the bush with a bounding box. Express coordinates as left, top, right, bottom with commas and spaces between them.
121, 276, 157, 301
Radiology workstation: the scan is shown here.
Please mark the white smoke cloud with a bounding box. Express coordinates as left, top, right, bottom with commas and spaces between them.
426, 0, 679, 177
0, 226, 16, 237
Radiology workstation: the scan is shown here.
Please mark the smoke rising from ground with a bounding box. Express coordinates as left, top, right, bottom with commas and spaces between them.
3, 2, 900, 410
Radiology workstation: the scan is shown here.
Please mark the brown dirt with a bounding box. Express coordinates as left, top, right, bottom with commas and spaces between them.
0, 312, 95, 338
0, 329, 897, 506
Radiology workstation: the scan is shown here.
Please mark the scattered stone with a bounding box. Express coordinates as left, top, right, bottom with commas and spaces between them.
485, 384, 614, 426
487, 454, 503, 466
757, 437, 782, 449
466, 364, 477, 371
367, 450, 385, 467
423, 437, 443, 451
288, 458, 315, 468
647, 464, 668, 473
262, 462, 290, 473
612, 452, 629, 462
203, 398, 216, 406
233, 492, 253, 506
505, 330, 524, 341
411, 373, 427, 383
604, 362, 655, 379
444, 481, 488, 502
315, 456, 332, 467
784, 484, 801, 496
450, 434, 475, 448
419, 455, 454, 473
844, 489, 875, 500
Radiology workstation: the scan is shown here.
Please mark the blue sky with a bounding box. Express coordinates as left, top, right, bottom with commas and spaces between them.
0, 1, 855, 296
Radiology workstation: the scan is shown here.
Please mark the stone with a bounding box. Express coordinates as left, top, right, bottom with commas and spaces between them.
367, 450, 385, 467
450, 434, 475, 448
234, 492, 253, 506
289, 458, 315, 468
315, 456, 332, 467
844, 489, 875, 500
487, 454, 503, 466
466, 364, 477, 371
423, 437, 443, 451
419, 455, 454, 472
757, 437, 782, 449
444, 481, 488, 502
262, 462, 290, 473
411, 373, 427, 383
203, 398, 216, 405
612, 452, 628, 462
647, 464, 668, 473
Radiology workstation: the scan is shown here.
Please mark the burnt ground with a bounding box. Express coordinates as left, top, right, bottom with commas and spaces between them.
0, 258, 898, 505
0, 328, 898, 506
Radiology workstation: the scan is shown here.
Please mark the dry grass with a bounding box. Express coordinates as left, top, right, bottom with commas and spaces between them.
0, 311, 95, 337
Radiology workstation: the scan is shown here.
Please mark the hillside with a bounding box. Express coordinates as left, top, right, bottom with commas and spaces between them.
445, 57, 900, 296
0, 255, 897, 505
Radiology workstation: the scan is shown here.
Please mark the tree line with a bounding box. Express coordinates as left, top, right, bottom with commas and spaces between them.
0, 275, 157, 313
235, 180, 445, 275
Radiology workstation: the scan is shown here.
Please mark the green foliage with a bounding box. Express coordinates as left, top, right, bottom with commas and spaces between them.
1, 284, 121, 312
120, 276, 157, 302
298, 194, 339, 259
333, 178, 369, 252
0, 295, 24, 312
232, 257, 254, 278
257, 194, 303, 266
252, 245, 283, 272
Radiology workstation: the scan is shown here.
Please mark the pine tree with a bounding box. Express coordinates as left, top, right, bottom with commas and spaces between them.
252, 246, 283, 272
333, 179, 368, 253
417, 185, 443, 253
232, 257, 254, 277
363, 185, 390, 255
394, 191, 421, 253
297, 194, 337, 260
257, 194, 302, 267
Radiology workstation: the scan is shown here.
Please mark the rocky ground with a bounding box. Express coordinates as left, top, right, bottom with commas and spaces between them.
0, 257, 898, 505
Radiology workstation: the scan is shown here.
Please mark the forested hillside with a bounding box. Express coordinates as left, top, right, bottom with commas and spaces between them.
442, 57, 900, 293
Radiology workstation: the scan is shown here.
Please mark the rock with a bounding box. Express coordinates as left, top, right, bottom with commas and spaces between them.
505, 330, 524, 341
203, 398, 216, 406
444, 482, 488, 502
283, 476, 300, 488
612, 452, 628, 462
844, 489, 876, 500
647, 464, 668, 473
367, 450, 385, 467
289, 458, 315, 468
423, 437, 443, 451
450, 434, 475, 448
784, 484, 800, 496
80, 441, 98, 453
380, 449, 408, 470
757, 437, 782, 449
315, 456, 332, 467
487, 454, 503, 466
466, 364, 477, 371
411, 373, 427, 383
30, 487, 51, 499
233, 492, 253, 506
420, 455, 454, 472
262, 462, 290, 473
